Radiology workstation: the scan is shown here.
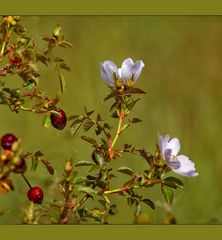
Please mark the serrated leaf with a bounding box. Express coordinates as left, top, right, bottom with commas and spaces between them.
42, 115, 51, 128
142, 199, 155, 210
58, 71, 67, 94
118, 166, 135, 176
83, 119, 95, 132
81, 136, 97, 145
161, 185, 174, 205
41, 159, 54, 175
75, 161, 95, 167
163, 177, 183, 189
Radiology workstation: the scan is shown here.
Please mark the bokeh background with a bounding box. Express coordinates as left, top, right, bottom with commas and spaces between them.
0, 16, 222, 224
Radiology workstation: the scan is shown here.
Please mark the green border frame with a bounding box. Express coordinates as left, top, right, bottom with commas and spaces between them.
1, 0, 222, 239
1, 0, 222, 15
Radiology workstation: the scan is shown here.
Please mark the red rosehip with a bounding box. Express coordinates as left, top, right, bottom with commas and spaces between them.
50, 108, 67, 130
1, 133, 18, 150
12, 157, 27, 173
27, 187, 44, 204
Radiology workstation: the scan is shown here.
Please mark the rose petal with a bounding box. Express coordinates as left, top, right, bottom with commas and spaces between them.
166, 138, 180, 156
120, 58, 145, 81
100, 61, 118, 86
159, 134, 170, 158
172, 155, 199, 177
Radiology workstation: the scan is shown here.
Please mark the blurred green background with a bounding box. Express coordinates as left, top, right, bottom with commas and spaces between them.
0, 16, 222, 224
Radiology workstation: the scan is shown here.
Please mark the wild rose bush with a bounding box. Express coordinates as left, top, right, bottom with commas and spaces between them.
0, 16, 198, 224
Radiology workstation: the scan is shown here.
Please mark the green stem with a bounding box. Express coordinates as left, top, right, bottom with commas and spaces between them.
103, 185, 139, 195
1, 28, 12, 56
111, 116, 123, 148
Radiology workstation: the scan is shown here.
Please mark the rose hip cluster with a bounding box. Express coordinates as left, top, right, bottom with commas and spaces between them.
0, 133, 43, 204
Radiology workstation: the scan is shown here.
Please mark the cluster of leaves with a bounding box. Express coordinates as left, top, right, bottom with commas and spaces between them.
0, 16, 71, 120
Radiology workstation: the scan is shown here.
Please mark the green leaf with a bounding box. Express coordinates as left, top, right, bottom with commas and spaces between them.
96, 113, 102, 122
84, 108, 94, 117
142, 199, 155, 210
92, 151, 104, 166
74, 176, 87, 184
125, 88, 146, 95
41, 159, 54, 175
70, 118, 84, 135
75, 161, 95, 167
81, 136, 97, 145
72, 171, 78, 182
127, 98, 141, 111
118, 166, 135, 176
59, 62, 71, 71
103, 90, 120, 101
135, 204, 142, 217
42, 115, 51, 128
53, 57, 64, 62
77, 186, 96, 195
98, 200, 106, 207
58, 40, 73, 48
127, 197, 135, 206
36, 53, 49, 65
161, 185, 174, 205
131, 117, 142, 124
58, 71, 67, 94
83, 119, 95, 132
163, 177, 184, 189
